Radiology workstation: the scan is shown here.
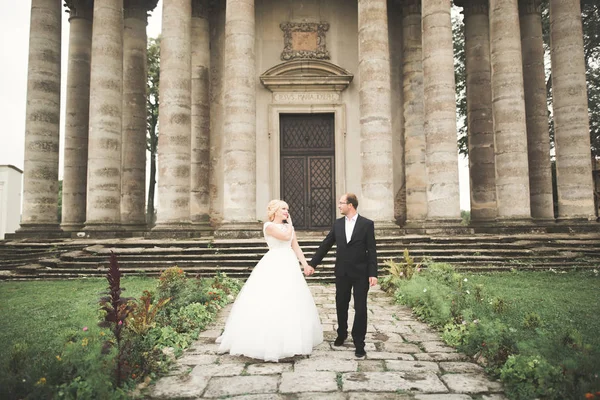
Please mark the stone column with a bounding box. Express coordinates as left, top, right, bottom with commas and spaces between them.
402, 0, 428, 223
154, 0, 192, 231
489, 0, 531, 220
520, 0, 554, 220
217, 0, 258, 237
85, 0, 124, 231
190, 0, 212, 230
357, 0, 395, 225
421, 0, 461, 221
61, 1, 93, 232
550, 0, 596, 219
121, 0, 154, 231
459, 0, 497, 222
19, 0, 62, 234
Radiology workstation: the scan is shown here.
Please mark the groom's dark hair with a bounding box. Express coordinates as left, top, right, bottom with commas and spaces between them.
346, 193, 358, 209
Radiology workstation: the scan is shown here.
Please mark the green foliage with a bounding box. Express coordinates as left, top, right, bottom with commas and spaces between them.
0, 267, 243, 399
380, 249, 421, 292
157, 266, 187, 302
127, 290, 170, 335
500, 355, 565, 400
172, 302, 213, 333
522, 312, 542, 330
146, 36, 160, 225
387, 267, 600, 399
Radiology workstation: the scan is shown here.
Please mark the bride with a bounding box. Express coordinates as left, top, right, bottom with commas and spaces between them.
216, 200, 323, 361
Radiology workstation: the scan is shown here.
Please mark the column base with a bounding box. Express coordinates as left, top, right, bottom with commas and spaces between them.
60, 223, 85, 232
546, 217, 600, 234
147, 222, 206, 239
80, 223, 132, 239
11, 224, 67, 239
403, 219, 472, 235
121, 223, 148, 232
373, 220, 402, 237
214, 221, 263, 239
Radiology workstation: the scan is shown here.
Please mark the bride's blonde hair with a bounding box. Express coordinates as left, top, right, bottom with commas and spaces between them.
266, 199, 287, 221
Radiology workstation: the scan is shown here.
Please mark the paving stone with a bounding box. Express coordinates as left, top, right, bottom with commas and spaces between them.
199, 329, 222, 338
218, 354, 263, 364
191, 363, 245, 377
312, 349, 360, 359
342, 371, 448, 393
294, 356, 358, 372
203, 375, 279, 398
381, 342, 421, 353
413, 352, 467, 362
149, 374, 210, 399
384, 360, 440, 373
296, 393, 348, 400
357, 360, 386, 372
223, 395, 286, 400
421, 341, 457, 353
178, 354, 219, 365
246, 362, 292, 375
481, 395, 510, 400
441, 373, 503, 394
415, 395, 473, 400
366, 352, 415, 361
439, 362, 484, 373
280, 371, 338, 393
347, 393, 412, 400
403, 332, 444, 342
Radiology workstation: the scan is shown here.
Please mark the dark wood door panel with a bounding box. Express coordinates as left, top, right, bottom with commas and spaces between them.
280, 113, 335, 230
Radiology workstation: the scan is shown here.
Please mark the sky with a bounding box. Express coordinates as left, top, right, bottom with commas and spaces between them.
0, 0, 471, 210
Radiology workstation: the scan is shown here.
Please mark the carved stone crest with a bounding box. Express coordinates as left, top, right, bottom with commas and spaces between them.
280, 22, 330, 61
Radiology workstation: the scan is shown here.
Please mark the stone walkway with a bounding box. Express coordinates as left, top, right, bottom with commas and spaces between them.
148, 285, 507, 399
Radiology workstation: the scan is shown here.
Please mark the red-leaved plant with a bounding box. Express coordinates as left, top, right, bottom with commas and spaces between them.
98, 252, 134, 387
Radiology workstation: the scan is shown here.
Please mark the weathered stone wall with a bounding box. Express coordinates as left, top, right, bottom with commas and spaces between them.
254, 0, 362, 220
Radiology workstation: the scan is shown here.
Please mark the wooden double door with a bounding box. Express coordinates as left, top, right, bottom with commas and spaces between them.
280, 113, 336, 230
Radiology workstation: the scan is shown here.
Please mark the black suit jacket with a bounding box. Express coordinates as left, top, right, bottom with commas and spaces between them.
309, 215, 378, 278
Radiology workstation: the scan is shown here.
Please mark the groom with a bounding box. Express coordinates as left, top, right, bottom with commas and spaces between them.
304, 193, 378, 358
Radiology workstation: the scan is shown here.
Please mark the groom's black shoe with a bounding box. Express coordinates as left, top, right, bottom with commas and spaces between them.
355, 346, 366, 358
333, 336, 347, 346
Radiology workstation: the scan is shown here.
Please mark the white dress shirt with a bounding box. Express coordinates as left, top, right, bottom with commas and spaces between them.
345, 214, 358, 243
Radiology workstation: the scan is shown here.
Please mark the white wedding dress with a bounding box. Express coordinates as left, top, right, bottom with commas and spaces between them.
216, 222, 323, 361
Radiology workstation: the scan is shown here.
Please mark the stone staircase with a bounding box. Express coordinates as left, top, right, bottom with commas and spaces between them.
1, 233, 599, 281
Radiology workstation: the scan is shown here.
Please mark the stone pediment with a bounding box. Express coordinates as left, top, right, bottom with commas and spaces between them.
260, 60, 353, 92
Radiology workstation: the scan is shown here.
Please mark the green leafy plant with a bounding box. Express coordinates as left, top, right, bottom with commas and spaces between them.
500, 354, 565, 400
380, 249, 421, 292
522, 312, 542, 330
127, 290, 170, 335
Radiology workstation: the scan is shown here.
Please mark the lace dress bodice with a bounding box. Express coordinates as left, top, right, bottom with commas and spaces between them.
263, 222, 293, 250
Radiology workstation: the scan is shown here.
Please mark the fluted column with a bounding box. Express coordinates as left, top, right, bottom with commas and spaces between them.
460, 0, 497, 222
218, 0, 257, 235
550, 0, 595, 219
421, 0, 461, 221
520, 0, 554, 219
154, 0, 192, 229
121, 0, 154, 231
190, 0, 211, 228
19, 0, 62, 233
358, 0, 395, 224
85, 0, 124, 230
489, 0, 531, 220
61, 1, 93, 232
402, 0, 427, 223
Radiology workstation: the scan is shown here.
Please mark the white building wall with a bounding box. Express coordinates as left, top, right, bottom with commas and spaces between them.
0, 165, 23, 239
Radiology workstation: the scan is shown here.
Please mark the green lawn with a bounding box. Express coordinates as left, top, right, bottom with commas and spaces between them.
466, 270, 600, 354
0, 277, 155, 370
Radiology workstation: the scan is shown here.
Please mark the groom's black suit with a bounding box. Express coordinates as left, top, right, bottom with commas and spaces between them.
309, 214, 378, 350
